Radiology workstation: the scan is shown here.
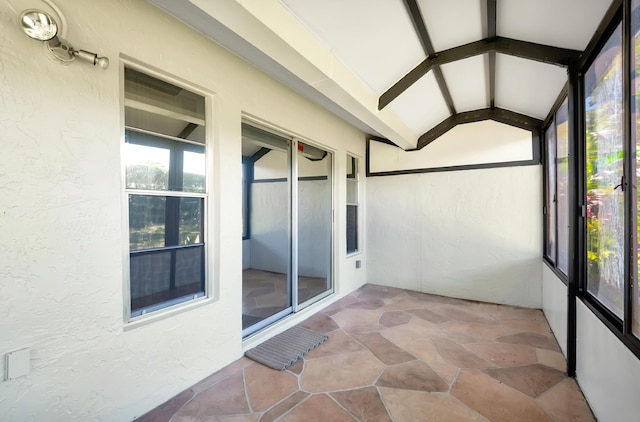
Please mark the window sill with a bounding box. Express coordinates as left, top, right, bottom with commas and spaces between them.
123, 295, 215, 331
578, 294, 640, 361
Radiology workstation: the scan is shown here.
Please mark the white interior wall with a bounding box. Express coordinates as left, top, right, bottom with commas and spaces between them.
541, 264, 568, 356
370, 120, 533, 173
367, 165, 542, 308
576, 301, 640, 422
0, 0, 366, 420
249, 180, 330, 277
249, 182, 290, 274
248, 151, 331, 277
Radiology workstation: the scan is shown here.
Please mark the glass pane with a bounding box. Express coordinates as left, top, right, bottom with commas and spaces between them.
126, 129, 205, 193
347, 156, 358, 204
545, 124, 557, 261
183, 150, 206, 193
347, 179, 358, 205
179, 197, 203, 245
241, 127, 292, 332
347, 205, 358, 254
585, 24, 624, 318
346, 155, 358, 253
175, 247, 204, 289
129, 195, 166, 250
124, 68, 205, 143
125, 142, 170, 191
130, 247, 204, 314
298, 141, 332, 305
633, 0, 640, 337
557, 100, 570, 274
130, 251, 171, 308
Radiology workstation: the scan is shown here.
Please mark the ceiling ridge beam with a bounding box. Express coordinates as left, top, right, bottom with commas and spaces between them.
416, 107, 542, 149
403, 0, 457, 115
379, 37, 581, 110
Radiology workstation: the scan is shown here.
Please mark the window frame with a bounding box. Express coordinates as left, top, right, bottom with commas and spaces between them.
543, 90, 570, 283
121, 60, 214, 325
346, 153, 361, 255
573, 0, 640, 360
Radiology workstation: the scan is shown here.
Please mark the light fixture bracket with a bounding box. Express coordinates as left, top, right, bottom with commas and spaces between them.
19, 8, 109, 70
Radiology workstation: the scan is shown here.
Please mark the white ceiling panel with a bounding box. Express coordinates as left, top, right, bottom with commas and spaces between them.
418, 0, 484, 51
280, 0, 425, 94
388, 71, 451, 135
441, 55, 488, 112
498, 0, 613, 50
495, 54, 567, 119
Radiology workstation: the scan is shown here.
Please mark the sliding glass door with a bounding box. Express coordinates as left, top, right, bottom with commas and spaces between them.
296, 141, 333, 307
241, 125, 292, 333
241, 124, 333, 337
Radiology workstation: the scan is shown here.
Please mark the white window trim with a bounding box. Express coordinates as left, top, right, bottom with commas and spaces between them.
119, 56, 217, 327
346, 152, 363, 257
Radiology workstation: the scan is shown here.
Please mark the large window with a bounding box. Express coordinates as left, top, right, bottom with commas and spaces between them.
572, 0, 640, 359
544, 98, 569, 277
346, 155, 359, 254
124, 67, 207, 318
632, 0, 640, 337
584, 24, 624, 318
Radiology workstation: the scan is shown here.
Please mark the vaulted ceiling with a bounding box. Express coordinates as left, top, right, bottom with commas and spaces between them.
150, 0, 614, 150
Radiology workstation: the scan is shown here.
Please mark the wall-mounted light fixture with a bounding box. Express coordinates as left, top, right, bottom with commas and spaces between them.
19, 9, 109, 69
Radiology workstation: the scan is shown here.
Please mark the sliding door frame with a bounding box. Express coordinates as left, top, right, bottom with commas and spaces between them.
241, 118, 335, 337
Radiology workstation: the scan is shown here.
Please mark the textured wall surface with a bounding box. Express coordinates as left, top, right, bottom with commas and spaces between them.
370, 120, 533, 172
542, 264, 568, 356
367, 166, 542, 308
576, 301, 640, 422
0, 0, 366, 420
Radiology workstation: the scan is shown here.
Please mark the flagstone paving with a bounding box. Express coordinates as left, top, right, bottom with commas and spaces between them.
137, 284, 595, 421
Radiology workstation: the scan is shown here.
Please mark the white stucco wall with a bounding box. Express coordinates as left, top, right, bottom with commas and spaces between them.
542, 264, 640, 422
576, 301, 640, 422
0, 0, 366, 420
367, 165, 542, 308
541, 264, 568, 356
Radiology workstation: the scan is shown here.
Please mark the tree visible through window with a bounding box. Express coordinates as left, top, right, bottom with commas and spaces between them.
584, 24, 624, 318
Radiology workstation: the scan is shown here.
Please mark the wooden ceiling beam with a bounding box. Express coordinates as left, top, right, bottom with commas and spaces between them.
416, 107, 543, 149
379, 37, 581, 110
403, 0, 457, 115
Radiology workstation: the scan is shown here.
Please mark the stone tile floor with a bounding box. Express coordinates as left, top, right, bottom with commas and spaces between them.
138, 284, 595, 422
243, 269, 327, 329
